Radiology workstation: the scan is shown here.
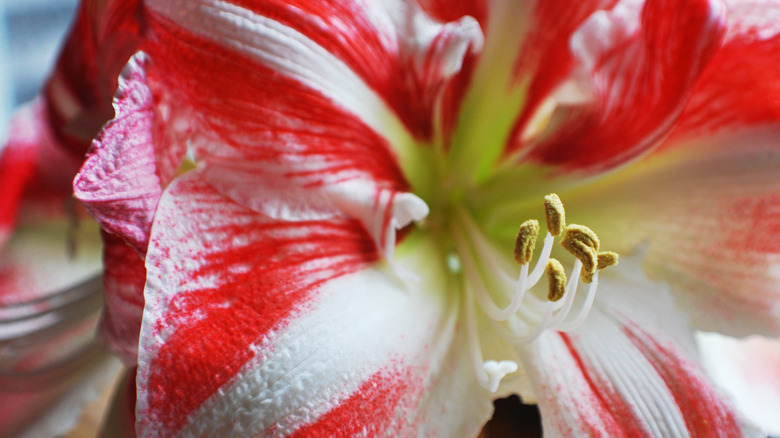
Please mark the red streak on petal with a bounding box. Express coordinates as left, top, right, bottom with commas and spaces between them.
220, 0, 436, 141
417, 0, 487, 26
44, 0, 143, 156
622, 325, 742, 437
519, 0, 724, 173
290, 368, 421, 437
510, 0, 617, 147
144, 184, 379, 434
558, 333, 642, 438
144, 13, 409, 192
99, 232, 146, 362
668, 33, 780, 143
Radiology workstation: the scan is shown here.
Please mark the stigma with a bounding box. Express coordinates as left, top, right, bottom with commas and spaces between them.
453, 193, 618, 392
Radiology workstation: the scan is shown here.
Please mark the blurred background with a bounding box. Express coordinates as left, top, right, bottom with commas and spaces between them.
0, 0, 78, 138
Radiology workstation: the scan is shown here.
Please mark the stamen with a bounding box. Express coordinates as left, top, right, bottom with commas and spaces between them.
464, 281, 518, 393
560, 224, 599, 283
494, 259, 582, 345
544, 193, 566, 236
513, 220, 540, 265
583, 250, 620, 283
527, 232, 554, 286
454, 227, 528, 321
545, 258, 567, 302
555, 270, 600, 332
597, 251, 619, 270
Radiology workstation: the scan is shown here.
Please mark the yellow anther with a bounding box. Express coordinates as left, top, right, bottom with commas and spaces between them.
545, 258, 567, 302
581, 251, 619, 284
561, 224, 599, 252
560, 224, 599, 282
514, 219, 540, 265
544, 193, 566, 236
597, 251, 619, 270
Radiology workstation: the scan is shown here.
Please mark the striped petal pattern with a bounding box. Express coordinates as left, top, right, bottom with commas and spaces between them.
136, 174, 490, 437
522, 260, 760, 437
27, 0, 780, 436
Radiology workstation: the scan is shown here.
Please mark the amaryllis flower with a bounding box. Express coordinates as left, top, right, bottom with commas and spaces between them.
4, 0, 780, 436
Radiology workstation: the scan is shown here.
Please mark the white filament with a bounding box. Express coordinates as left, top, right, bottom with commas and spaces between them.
453, 211, 603, 392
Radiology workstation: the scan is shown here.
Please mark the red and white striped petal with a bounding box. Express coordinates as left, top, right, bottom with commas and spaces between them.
665, 0, 780, 144
43, 0, 143, 156
142, 2, 445, 258
74, 52, 188, 255
563, 127, 780, 337
519, 0, 726, 174
509, 0, 617, 146
145, 0, 482, 144
698, 332, 780, 436
136, 173, 490, 437
520, 260, 760, 437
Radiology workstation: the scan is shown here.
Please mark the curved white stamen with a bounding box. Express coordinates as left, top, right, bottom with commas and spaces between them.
455, 230, 537, 321
457, 214, 550, 320
555, 270, 599, 331
463, 283, 517, 393
495, 259, 583, 345
383, 193, 429, 283
458, 211, 515, 284
527, 233, 554, 286
497, 301, 554, 344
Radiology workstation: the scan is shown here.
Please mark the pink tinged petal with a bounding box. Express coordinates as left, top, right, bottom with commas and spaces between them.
698, 333, 780, 436
99, 232, 146, 365
73, 52, 187, 254
136, 174, 490, 437
567, 128, 780, 337
521, 262, 760, 437
519, 0, 726, 173
142, 8, 430, 258
43, 0, 143, 156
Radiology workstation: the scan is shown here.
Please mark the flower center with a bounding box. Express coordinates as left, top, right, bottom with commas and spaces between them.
440, 194, 618, 392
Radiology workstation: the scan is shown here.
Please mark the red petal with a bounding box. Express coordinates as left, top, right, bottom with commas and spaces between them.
666, 5, 780, 143
288, 370, 422, 438
137, 174, 378, 434
509, 0, 618, 146
519, 0, 725, 173
43, 0, 143, 156
99, 232, 146, 364
622, 325, 745, 436
143, 10, 435, 257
